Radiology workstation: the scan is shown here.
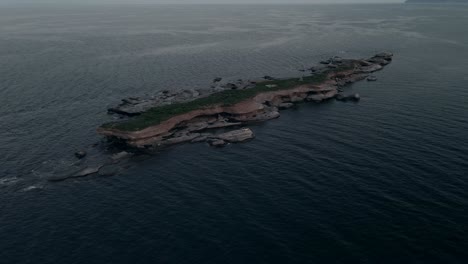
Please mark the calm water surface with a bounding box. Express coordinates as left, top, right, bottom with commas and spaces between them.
1, 4, 468, 264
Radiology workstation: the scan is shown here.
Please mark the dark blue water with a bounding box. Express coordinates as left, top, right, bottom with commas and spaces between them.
1, 4, 468, 263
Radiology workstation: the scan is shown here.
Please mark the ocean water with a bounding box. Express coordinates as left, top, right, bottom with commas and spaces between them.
1, 3, 468, 263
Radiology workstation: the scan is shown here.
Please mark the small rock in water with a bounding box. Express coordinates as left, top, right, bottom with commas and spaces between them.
73, 166, 102, 178
217, 128, 255, 143
210, 139, 227, 147
74, 151, 87, 159
263, 75, 275, 81
112, 151, 131, 161
335, 93, 360, 102
213, 77, 222, 83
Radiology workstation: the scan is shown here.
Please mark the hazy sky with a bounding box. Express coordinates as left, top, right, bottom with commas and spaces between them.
0, 0, 404, 4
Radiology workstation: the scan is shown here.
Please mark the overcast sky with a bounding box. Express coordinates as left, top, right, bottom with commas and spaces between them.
0, 0, 404, 4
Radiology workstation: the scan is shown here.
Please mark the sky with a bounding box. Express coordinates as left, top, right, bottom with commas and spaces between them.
0, 0, 404, 4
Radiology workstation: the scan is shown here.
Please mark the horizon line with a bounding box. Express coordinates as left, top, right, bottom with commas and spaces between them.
0, 2, 405, 6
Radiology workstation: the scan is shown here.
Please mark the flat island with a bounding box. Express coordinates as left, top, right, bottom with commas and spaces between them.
98, 52, 393, 149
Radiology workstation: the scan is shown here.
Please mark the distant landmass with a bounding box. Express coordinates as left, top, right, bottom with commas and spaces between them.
406, 0, 468, 3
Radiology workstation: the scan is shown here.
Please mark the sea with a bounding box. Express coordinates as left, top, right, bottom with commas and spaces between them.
1, 3, 467, 264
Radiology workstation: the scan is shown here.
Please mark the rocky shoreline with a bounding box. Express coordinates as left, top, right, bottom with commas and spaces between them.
98, 52, 393, 150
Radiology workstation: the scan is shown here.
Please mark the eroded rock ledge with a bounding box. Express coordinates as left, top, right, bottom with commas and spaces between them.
98, 52, 393, 150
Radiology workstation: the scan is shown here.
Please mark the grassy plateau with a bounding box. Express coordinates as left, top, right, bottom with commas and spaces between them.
102, 72, 333, 132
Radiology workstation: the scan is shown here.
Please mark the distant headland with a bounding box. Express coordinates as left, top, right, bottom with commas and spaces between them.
406, 0, 468, 3
98, 52, 393, 150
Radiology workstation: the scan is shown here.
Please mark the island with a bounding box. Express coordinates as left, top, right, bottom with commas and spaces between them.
97, 52, 393, 150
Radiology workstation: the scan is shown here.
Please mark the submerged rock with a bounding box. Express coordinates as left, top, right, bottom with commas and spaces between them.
71, 166, 102, 179
98, 164, 120, 176
74, 151, 87, 159
209, 139, 227, 147
112, 151, 132, 161
47, 175, 70, 182
336, 93, 361, 102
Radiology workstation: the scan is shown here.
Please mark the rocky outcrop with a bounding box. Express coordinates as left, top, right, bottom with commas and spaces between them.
336, 93, 361, 102
278, 103, 294, 109
98, 53, 393, 150
48, 149, 133, 182
107, 89, 203, 116
109, 80, 259, 116
205, 128, 255, 147
217, 128, 254, 143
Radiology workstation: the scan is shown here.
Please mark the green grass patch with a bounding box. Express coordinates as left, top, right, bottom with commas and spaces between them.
102, 72, 333, 131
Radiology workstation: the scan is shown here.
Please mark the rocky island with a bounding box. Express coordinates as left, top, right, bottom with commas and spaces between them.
98, 52, 393, 150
